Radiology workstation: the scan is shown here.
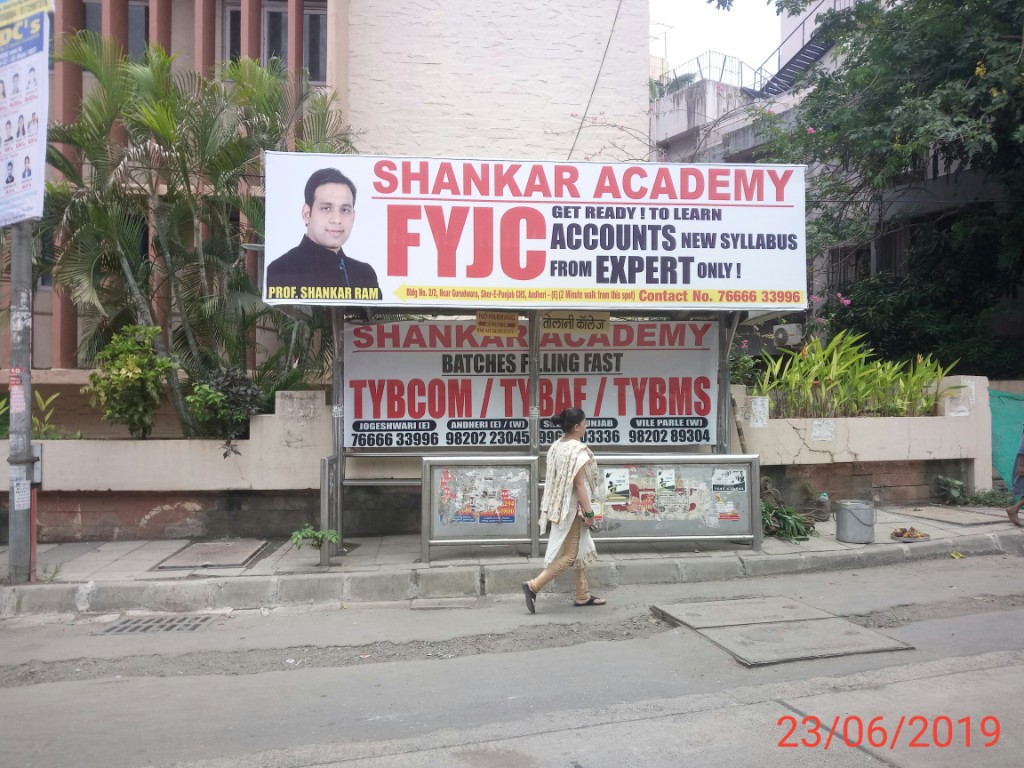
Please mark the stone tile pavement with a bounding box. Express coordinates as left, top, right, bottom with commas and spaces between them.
1, 505, 1021, 616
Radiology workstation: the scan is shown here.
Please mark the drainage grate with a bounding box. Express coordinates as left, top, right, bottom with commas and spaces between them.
102, 615, 218, 635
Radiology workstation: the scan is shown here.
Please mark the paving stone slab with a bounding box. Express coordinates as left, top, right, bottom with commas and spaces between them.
897, 506, 1006, 526
698, 617, 912, 666
652, 596, 834, 629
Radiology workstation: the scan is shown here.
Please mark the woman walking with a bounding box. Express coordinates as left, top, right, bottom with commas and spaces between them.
1007, 426, 1024, 527
522, 408, 605, 613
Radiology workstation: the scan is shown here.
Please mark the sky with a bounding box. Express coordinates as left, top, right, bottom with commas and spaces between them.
650, 0, 783, 73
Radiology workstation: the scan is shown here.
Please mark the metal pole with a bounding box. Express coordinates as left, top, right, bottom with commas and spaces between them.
717, 313, 738, 455
324, 307, 346, 566
528, 310, 541, 558
7, 220, 35, 584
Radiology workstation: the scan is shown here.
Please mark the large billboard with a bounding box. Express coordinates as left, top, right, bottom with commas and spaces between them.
343, 319, 719, 449
0, 0, 50, 227
264, 153, 806, 311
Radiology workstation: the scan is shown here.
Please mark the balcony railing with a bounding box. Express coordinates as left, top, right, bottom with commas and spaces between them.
652, 0, 858, 99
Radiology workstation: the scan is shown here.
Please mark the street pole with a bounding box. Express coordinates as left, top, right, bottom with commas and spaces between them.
7, 219, 35, 584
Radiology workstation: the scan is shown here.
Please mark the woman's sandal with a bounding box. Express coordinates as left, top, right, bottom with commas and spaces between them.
574, 595, 606, 607
522, 582, 537, 614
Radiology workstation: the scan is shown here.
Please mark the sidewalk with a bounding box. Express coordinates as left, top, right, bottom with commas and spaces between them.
2, 504, 1022, 616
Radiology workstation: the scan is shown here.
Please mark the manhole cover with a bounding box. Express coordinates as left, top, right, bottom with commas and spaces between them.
157, 539, 267, 569
102, 615, 219, 634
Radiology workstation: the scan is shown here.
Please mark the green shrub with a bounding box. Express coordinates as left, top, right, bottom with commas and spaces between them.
967, 488, 1014, 507
935, 475, 967, 505
84, 326, 174, 438
754, 331, 959, 418
31, 391, 81, 439
290, 524, 340, 550
186, 367, 264, 455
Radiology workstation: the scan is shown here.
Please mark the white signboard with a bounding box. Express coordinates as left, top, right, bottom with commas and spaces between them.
0, 1, 50, 227
265, 153, 807, 311
343, 319, 719, 449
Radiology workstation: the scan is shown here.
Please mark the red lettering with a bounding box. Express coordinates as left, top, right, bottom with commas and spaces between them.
373, 160, 398, 194
522, 166, 552, 197
494, 164, 523, 197
622, 167, 648, 199
650, 167, 675, 199
500, 378, 529, 416
426, 206, 469, 277
402, 160, 430, 194
463, 163, 489, 197
593, 167, 620, 198
636, 323, 656, 346
694, 376, 712, 415
387, 380, 405, 417
431, 163, 459, 195
352, 326, 373, 349
467, 208, 493, 278
553, 165, 580, 198
708, 168, 730, 200
403, 324, 427, 349
387, 205, 421, 276
649, 378, 667, 415
690, 322, 712, 347
366, 380, 386, 418
767, 169, 794, 201
677, 168, 704, 200
500, 207, 546, 280
538, 378, 587, 414
349, 380, 368, 418
735, 169, 763, 201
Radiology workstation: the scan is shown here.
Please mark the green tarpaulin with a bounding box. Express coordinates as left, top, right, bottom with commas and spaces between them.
991, 389, 1024, 491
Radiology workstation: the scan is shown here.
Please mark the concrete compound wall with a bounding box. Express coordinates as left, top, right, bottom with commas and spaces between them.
731, 376, 992, 505
0, 378, 996, 543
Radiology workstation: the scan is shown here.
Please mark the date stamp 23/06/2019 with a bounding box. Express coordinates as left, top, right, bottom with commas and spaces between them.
777, 714, 1001, 750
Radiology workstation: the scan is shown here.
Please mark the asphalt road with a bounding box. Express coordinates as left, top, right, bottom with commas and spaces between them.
1, 554, 1022, 767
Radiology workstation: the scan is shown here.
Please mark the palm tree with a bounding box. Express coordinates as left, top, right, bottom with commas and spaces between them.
43, 33, 355, 435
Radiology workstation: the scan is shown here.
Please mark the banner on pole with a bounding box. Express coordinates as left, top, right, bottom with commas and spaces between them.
265, 153, 807, 311
0, 0, 50, 227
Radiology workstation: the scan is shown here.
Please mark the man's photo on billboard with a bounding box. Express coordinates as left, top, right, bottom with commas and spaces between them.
265, 167, 381, 301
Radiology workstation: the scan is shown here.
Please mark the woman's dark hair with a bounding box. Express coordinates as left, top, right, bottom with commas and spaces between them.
550, 407, 586, 433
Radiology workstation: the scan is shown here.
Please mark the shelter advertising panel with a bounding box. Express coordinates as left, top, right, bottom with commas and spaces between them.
585, 455, 759, 541
264, 152, 806, 311
345, 319, 719, 449
421, 457, 538, 564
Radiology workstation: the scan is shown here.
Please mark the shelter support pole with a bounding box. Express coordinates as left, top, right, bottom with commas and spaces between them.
528, 310, 541, 558
325, 307, 346, 566
717, 313, 740, 454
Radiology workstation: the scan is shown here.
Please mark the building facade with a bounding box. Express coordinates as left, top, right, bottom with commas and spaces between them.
10, 0, 650, 372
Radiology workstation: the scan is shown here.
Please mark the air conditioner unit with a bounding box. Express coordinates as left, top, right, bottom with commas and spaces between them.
773, 323, 803, 347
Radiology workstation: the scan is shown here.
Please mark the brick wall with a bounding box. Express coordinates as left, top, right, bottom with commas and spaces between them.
2, 487, 422, 544
0, 460, 968, 544
762, 459, 971, 507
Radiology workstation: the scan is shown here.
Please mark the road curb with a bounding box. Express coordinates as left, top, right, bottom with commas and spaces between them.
1, 533, 1019, 616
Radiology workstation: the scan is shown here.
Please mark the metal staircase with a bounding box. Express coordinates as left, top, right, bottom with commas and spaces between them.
741, 0, 855, 99
743, 37, 833, 97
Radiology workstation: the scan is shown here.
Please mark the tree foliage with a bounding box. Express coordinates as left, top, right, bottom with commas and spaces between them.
43, 34, 354, 434
750, 0, 1024, 376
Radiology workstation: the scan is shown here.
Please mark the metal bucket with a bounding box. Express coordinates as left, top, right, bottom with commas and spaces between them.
835, 499, 875, 544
